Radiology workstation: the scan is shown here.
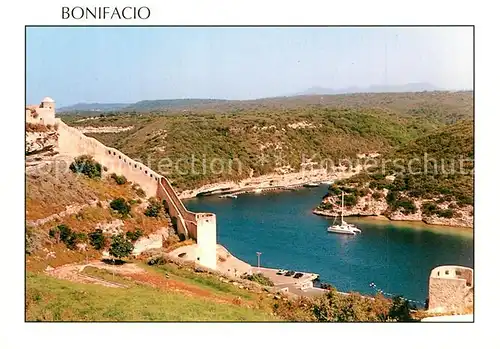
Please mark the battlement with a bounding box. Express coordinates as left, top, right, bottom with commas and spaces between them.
428, 265, 473, 313
26, 97, 218, 270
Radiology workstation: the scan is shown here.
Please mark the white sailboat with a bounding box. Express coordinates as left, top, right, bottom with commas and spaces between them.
327, 191, 361, 235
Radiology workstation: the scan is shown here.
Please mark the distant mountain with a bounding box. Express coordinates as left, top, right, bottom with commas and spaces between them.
124, 98, 230, 111
58, 103, 130, 112
57, 85, 456, 113
294, 83, 441, 96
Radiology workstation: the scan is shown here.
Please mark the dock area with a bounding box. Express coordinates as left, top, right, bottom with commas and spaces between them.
168, 243, 329, 298
251, 266, 327, 297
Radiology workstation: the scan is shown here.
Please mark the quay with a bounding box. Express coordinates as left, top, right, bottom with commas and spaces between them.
252, 266, 328, 297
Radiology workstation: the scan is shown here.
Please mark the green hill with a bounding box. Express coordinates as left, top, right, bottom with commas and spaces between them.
318, 120, 473, 225
63, 92, 472, 191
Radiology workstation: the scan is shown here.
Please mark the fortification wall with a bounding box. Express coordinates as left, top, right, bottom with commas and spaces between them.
428, 265, 473, 313
55, 119, 217, 269
194, 213, 217, 269
26, 106, 56, 126
56, 120, 160, 196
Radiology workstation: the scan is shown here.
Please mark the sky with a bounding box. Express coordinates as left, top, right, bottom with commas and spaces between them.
26, 26, 473, 107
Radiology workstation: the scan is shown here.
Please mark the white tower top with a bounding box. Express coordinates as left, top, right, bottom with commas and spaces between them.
42, 97, 55, 103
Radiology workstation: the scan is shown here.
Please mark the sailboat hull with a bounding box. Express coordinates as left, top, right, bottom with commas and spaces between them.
327, 226, 358, 235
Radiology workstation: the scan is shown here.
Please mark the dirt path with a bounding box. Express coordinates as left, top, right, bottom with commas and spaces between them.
45, 260, 246, 305
46, 262, 126, 288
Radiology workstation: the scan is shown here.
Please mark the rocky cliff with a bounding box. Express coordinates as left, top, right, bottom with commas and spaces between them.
314, 188, 473, 228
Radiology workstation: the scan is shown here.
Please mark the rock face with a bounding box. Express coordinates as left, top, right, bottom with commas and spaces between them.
95, 220, 124, 235
132, 227, 172, 256
315, 190, 473, 228
26, 130, 58, 154
26, 128, 60, 169
132, 233, 163, 256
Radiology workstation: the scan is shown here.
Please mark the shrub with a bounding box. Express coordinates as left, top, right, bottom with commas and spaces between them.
89, 229, 106, 250
422, 202, 438, 216
329, 185, 342, 195
388, 296, 413, 322
242, 273, 274, 286
370, 173, 385, 181
132, 184, 147, 198
394, 199, 417, 215
111, 173, 127, 185
457, 196, 473, 206
69, 155, 102, 179
109, 234, 134, 261
164, 234, 181, 247
110, 198, 131, 217
359, 188, 370, 197
126, 229, 144, 242
318, 202, 333, 210
48, 224, 86, 250
437, 209, 454, 218
75, 232, 88, 244
144, 199, 164, 218
372, 191, 383, 200
136, 188, 146, 198
343, 194, 358, 207
312, 290, 390, 322
147, 255, 167, 266
386, 190, 398, 205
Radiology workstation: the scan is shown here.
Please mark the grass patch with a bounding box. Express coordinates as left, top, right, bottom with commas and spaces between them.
144, 263, 256, 300
26, 272, 276, 321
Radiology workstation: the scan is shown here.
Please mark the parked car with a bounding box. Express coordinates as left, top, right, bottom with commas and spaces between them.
285, 270, 295, 277
276, 269, 286, 275
293, 272, 304, 279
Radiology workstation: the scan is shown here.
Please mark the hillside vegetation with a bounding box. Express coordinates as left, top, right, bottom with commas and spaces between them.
62, 92, 473, 191
317, 120, 474, 226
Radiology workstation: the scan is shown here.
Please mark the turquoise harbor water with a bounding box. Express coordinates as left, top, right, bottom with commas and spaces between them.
184, 186, 473, 304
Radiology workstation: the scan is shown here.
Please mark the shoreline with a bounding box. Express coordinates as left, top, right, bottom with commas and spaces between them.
177, 167, 362, 199
313, 209, 474, 232
179, 173, 474, 230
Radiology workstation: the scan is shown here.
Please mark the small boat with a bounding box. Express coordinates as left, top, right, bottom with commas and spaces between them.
304, 182, 319, 187
327, 191, 361, 235
219, 194, 238, 199
321, 181, 334, 185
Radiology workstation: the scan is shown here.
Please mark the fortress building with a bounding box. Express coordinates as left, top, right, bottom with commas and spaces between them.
428, 265, 473, 314
26, 97, 217, 269
25, 97, 56, 126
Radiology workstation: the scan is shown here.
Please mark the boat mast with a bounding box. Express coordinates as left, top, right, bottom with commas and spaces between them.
341, 191, 344, 223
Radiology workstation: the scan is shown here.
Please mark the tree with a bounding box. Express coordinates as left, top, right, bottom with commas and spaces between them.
109, 234, 134, 261
144, 199, 163, 217
69, 155, 102, 179
110, 198, 131, 217
49, 224, 81, 249
111, 173, 127, 185
126, 229, 143, 242
388, 296, 413, 322
89, 229, 107, 250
